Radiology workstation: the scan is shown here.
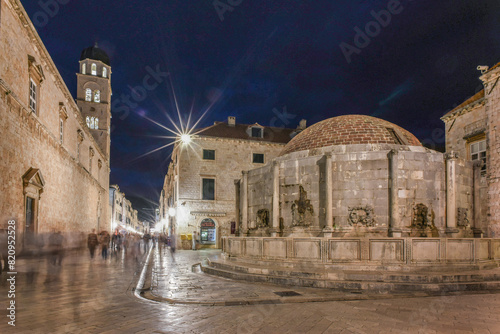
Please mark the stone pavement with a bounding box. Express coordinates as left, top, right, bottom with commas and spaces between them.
0, 244, 499, 333
147, 247, 430, 305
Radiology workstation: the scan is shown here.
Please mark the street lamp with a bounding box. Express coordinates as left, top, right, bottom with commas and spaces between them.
180, 134, 191, 144
168, 207, 176, 217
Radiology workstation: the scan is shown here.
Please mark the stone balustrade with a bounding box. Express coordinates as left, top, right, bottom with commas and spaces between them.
222, 237, 500, 267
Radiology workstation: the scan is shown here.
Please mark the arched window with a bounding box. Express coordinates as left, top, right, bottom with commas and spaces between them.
94, 90, 100, 103
86, 116, 91, 128
85, 88, 92, 102
82, 63, 86, 75
90, 117, 95, 129
94, 117, 99, 129
102, 67, 107, 78
91, 63, 97, 76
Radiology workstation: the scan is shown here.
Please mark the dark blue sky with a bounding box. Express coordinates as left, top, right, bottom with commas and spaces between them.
22, 0, 500, 214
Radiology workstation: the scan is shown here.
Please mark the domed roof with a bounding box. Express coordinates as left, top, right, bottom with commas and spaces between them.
80, 43, 110, 66
281, 114, 421, 156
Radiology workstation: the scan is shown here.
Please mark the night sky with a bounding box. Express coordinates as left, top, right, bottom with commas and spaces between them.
21, 0, 500, 219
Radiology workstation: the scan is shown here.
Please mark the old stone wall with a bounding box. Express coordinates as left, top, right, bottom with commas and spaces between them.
397, 150, 446, 231
279, 156, 321, 234
443, 98, 488, 235
484, 69, 500, 237
455, 159, 474, 234
247, 163, 274, 233
243, 144, 457, 237
331, 149, 390, 230
173, 137, 286, 245
0, 0, 109, 241
445, 104, 487, 158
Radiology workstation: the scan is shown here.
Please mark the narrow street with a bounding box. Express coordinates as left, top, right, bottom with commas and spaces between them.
1, 244, 499, 333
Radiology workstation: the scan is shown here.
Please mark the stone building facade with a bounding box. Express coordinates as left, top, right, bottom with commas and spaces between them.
0, 0, 111, 247
159, 117, 300, 249
236, 114, 479, 239
441, 63, 500, 237
109, 185, 141, 234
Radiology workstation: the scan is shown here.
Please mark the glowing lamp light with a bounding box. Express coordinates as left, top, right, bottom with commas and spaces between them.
168, 208, 176, 217
180, 134, 191, 144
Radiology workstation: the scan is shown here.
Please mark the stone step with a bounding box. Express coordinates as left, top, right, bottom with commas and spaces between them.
201, 261, 500, 293
209, 260, 500, 284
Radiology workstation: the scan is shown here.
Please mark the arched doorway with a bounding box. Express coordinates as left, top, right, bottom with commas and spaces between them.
199, 218, 217, 246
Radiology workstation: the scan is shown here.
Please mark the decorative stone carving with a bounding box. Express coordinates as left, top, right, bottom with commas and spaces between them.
348, 206, 375, 227
256, 209, 269, 228
412, 203, 431, 228
291, 185, 314, 226
445, 151, 458, 160
457, 208, 470, 227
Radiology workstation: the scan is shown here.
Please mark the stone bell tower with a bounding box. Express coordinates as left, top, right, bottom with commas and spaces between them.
76, 42, 112, 160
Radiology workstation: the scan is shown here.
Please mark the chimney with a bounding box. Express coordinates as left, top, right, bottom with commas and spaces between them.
298, 119, 307, 130
228, 116, 236, 127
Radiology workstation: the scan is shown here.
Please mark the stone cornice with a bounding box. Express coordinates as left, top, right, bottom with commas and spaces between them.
196, 135, 288, 146
440, 98, 486, 122
5, 0, 110, 165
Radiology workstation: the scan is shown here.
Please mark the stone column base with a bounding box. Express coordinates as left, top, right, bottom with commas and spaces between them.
473, 228, 484, 238
269, 228, 280, 237
389, 228, 403, 237
322, 227, 334, 238
445, 228, 460, 237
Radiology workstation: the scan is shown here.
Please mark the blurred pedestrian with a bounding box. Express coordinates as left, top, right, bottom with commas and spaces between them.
48, 230, 64, 265
143, 232, 150, 253
87, 229, 98, 259
169, 234, 176, 254
0, 229, 7, 273
99, 230, 110, 260
192, 231, 197, 251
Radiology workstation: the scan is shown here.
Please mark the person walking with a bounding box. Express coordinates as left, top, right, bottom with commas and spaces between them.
48, 230, 64, 266
192, 231, 197, 251
87, 228, 98, 259
99, 230, 110, 260
0, 229, 7, 273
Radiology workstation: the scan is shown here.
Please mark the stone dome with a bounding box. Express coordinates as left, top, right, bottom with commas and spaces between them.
281, 114, 421, 156
80, 43, 110, 66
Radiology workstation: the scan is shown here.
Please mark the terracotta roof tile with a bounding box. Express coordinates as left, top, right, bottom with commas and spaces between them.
280, 115, 421, 156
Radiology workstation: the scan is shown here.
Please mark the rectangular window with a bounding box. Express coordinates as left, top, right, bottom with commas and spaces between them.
387, 128, 403, 145
253, 153, 264, 164
202, 178, 215, 200
470, 139, 486, 175
59, 119, 64, 144
25, 197, 35, 232
29, 79, 37, 114
203, 149, 215, 160
252, 127, 262, 138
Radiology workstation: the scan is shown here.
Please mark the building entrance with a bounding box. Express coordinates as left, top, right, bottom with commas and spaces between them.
200, 218, 216, 245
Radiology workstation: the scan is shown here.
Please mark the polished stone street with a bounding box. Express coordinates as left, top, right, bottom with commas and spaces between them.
1, 244, 499, 333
